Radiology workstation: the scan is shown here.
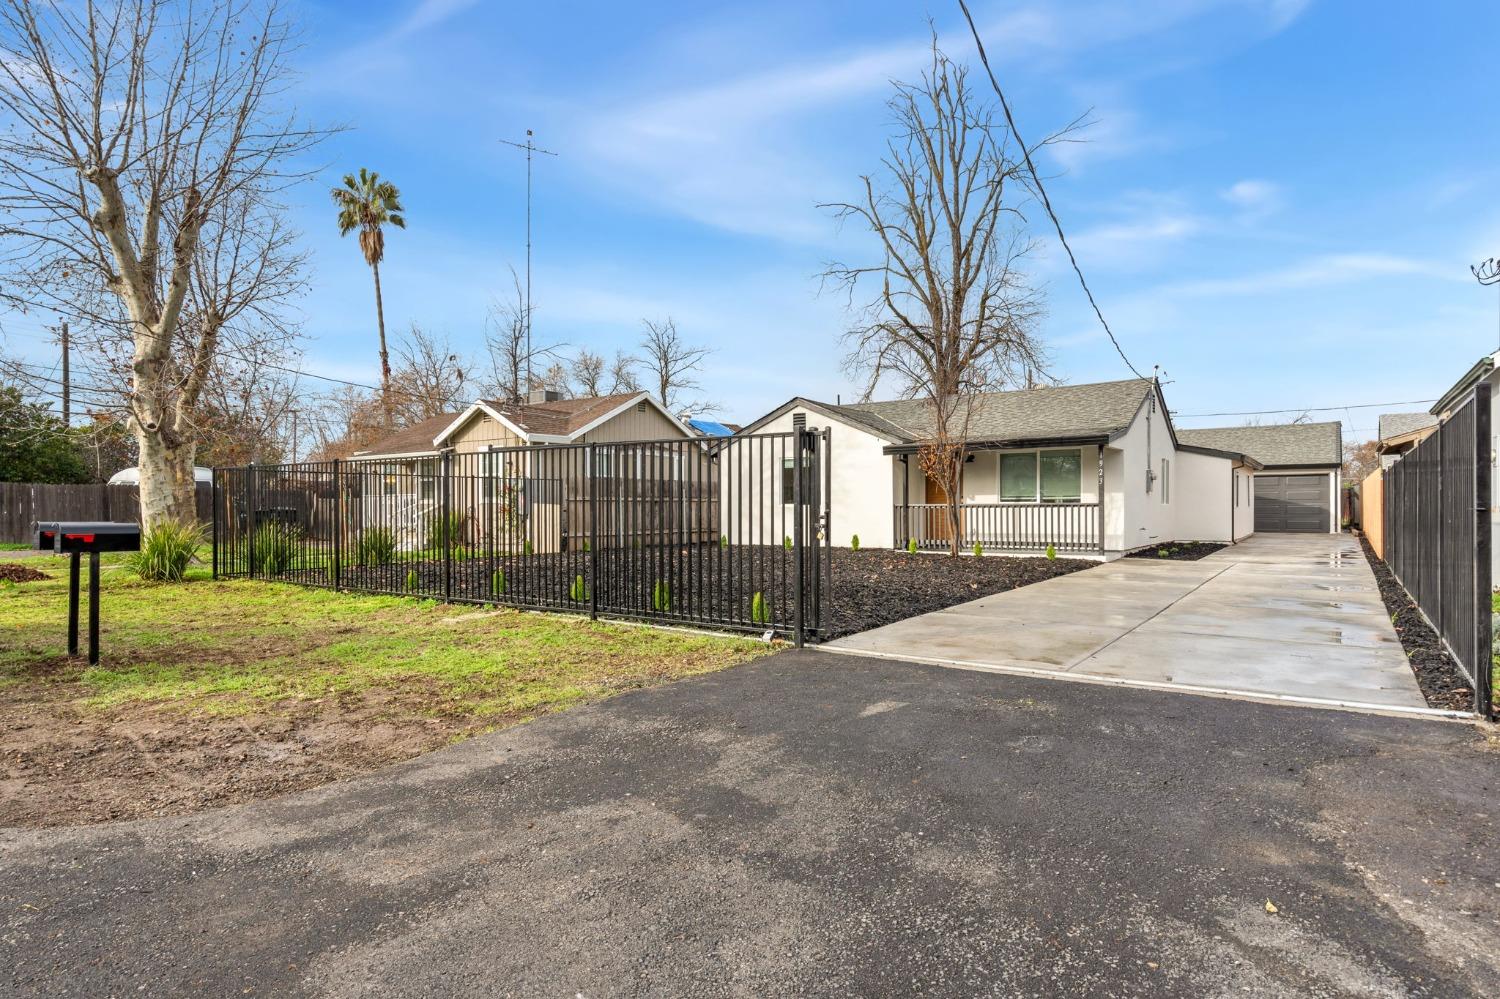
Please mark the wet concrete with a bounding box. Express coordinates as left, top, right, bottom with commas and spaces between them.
825, 533, 1430, 712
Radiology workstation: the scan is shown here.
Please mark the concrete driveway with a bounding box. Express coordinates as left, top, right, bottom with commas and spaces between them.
3, 651, 1497, 997
826, 533, 1432, 713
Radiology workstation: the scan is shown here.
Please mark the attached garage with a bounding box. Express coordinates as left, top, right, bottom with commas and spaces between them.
1254, 473, 1333, 533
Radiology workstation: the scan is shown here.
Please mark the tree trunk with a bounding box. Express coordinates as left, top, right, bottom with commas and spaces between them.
136, 427, 198, 526
373, 259, 392, 429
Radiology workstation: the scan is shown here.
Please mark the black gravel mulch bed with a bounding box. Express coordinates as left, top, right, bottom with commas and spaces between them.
1356, 533, 1476, 714
1125, 541, 1226, 561
249, 545, 1096, 643
819, 547, 1096, 639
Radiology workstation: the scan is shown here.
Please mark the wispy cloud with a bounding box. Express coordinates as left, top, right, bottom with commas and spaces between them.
1163, 253, 1453, 297
391, 0, 482, 38
1220, 178, 1282, 216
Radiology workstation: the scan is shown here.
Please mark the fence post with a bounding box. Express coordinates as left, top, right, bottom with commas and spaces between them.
211, 470, 219, 580
1475, 383, 1492, 717
442, 451, 453, 603
246, 463, 256, 579
792, 428, 806, 648
332, 459, 343, 592
588, 443, 599, 620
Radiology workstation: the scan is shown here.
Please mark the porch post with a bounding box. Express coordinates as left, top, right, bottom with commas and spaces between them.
900, 454, 910, 548
1097, 448, 1106, 555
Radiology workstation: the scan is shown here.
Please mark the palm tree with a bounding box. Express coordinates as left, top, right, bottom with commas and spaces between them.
332, 168, 406, 428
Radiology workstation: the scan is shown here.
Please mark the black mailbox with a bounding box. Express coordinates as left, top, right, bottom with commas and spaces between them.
47, 522, 141, 554
30, 520, 140, 665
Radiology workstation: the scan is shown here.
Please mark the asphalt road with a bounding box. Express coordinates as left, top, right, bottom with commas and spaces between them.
3, 651, 1497, 997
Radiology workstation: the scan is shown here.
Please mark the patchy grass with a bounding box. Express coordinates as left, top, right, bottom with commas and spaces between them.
0, 542, 30, 551
0, 556, 772, 826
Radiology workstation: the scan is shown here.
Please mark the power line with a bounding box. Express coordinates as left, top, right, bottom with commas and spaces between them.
1173, 398, 1437, 419
957, 0, 1145, 382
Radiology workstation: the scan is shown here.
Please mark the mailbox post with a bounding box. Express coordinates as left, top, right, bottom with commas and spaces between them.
32, 522, 141, 666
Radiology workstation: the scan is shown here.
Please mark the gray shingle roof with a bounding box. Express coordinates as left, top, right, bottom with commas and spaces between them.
1177, 422, 1342, 468
836, 378, 1152, 444
1377, 412, 1438, 442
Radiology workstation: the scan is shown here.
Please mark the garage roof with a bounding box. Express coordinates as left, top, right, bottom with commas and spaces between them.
1176, 422, 1342, 468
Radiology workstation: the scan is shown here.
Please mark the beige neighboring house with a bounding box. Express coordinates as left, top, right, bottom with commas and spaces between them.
350, 389, 704, 553
1375, 412, 1439, 469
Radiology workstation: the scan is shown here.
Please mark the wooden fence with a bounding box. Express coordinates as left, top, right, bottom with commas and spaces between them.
0, 481, 213, 544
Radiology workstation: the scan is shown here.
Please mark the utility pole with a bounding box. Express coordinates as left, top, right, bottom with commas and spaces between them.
499, 130, 558, 393
1473, 258, 1500, 352
58, 320, 70, 424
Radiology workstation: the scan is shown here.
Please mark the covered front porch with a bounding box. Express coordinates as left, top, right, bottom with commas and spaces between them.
891, 440, 1109, 556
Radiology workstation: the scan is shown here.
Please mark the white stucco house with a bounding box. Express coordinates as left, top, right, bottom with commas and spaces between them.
736, 378, 1343, 558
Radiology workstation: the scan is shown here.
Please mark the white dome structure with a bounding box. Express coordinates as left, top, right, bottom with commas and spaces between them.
107, 466, 214, 486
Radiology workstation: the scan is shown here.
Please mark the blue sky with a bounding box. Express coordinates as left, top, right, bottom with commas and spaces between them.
9, 0, 1500, 442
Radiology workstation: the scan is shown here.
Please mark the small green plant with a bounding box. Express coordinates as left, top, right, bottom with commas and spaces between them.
581, 539, 591, 553
250, 522, 301, 575
523, 539, 534, 556
405, 568, 419, 591
569, 574, 589, 602
751, 590, 770, 625
354, 526, 396, 566
783, 535, 792, 550
907, 538, 918, 554
1045, 543, 1057, 560
1158, 549, 1170, 558
972, 541, 983, 557
850, 534, 860, 551
424, 509, 469, 552
719, 534, 729, 549
491, 569, 507, 595
125, 521, 205, 582
652, 579, 671, 612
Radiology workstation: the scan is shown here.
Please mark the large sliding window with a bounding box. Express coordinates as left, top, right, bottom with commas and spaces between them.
997, 448, 1083, 503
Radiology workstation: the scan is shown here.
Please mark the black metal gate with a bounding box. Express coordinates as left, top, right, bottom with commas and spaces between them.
1384, 383, 1492, 716
213, 429, 832, 644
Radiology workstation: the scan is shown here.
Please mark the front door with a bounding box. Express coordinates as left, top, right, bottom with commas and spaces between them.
924, 472, 955, 542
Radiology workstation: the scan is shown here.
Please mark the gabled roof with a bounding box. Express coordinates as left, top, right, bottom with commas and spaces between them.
1431, 353, 1496, 417
738, 378, 1156, 447
350, 412, 460, 459
1378, 411, 1438, 442
1177, 421, 1343, 468
432, 391, 692, 446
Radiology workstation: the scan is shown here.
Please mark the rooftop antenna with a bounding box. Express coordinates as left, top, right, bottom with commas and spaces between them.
499, 129, 558, 394
1472, 257, 1500, 352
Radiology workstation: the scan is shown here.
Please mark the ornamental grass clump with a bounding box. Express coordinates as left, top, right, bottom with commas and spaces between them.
652, 579, 671, 612
250, 522, 300, 576
569, 574, 589, 602
1045, 543, 1057, 560
491, 568, 506, 595
907, 538, 918, 554
354, 526, 396, 566
851, 534, 860, 551
125, 521, 204, 583
751, 590, 770, 626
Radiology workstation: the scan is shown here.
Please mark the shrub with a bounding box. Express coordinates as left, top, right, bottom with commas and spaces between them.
751, 590, 770, 625
569, 574, 589, 602
424, 509, 468, 551
783, 535, 792, 550
1045, 543, 1057, 560
523, 539, 534, 556
1157, 549, 1170, 558
251, 522, 300, 576
907, 538, 918, 554
581, 539, 591, 553
405, 567, 419, 591
354, 526, 396, 566
720, 534, 729, 549
652, 579, 671, 612
850, 534, 860, 551
972, 541, 983, 557
125, 521, 204, 583
491, 569, 506, 595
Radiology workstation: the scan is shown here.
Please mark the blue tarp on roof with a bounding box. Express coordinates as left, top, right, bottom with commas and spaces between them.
687, 418, 735, 437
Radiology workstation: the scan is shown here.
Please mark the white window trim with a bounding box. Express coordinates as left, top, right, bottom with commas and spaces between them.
995, 447, 1085, 504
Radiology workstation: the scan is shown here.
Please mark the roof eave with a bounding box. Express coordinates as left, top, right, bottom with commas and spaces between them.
1431, 355, 1496, 416
881, 433, 1110, 455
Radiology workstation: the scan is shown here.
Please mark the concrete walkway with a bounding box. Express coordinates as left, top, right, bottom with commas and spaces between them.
825, 533, 1432, 713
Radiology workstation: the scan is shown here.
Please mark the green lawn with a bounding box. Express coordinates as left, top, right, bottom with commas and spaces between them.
0, 554, 771, 719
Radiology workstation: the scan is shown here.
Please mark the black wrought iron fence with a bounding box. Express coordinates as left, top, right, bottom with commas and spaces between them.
1384, 383, 1492, 716
213, 430, 832, 643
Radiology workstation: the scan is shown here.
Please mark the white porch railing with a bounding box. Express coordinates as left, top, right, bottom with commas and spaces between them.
895, 502, 1103, 553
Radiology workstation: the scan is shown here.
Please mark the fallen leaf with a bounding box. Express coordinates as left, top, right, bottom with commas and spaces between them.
1264, 900, 1278, 914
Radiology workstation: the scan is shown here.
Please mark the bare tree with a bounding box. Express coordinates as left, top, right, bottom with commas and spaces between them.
822, 40, 1052, 555
608, 350, 640, 394
533, 360, 572, 399
304, 384, 383, 461
482, 268, 559, 403
192, 349, 300, 466
390, 323, 470, 423
0, 0, 324, 525
571, 347, 606, 397
636, 317, 713, 412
